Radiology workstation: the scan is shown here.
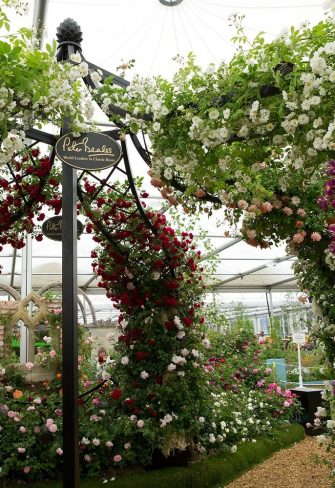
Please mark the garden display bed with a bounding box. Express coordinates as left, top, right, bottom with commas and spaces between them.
2, 425, 304, 488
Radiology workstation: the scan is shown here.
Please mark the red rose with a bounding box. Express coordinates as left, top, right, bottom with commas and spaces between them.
164, 321, 174, 331
110, 389, 122, 400
124, 398, 134, 407
182, 316, 192, 327
135, 351, 149, 361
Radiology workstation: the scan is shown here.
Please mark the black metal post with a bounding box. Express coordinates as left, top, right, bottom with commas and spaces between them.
62, 160, 80, 488
56, 19, 83, 488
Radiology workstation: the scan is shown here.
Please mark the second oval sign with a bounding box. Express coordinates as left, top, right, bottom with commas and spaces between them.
55, 132, 122, 171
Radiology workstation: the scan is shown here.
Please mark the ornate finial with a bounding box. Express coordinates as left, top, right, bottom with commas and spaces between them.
159, 0, 184, 5
56, 18, 83, 45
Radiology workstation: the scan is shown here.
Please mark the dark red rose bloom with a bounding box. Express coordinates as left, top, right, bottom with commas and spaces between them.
166, 280, 179, 290
124, 398, 134, 407
135, 351, 149, 361
110, 389, 122, 400
182, 316, 193, 327
164, 321, 174, 331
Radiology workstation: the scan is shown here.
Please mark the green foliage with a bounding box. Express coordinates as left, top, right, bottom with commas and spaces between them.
203, 303, 230, 332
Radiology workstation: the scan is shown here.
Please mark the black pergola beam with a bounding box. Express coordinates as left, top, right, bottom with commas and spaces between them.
25, 128, 57, 146
85, 59, 130, 87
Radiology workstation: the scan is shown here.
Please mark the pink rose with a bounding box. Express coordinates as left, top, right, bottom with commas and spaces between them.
311, 232, 321, 241
292, 233, 304, 244
297, 208, 307, 217
237, 199, 248, 209
246, 229, 257, 239
25, 362, 34, 370
56, 448, 63, 455
106, 441, 113, 448
18, 447, 25, 454
49, 350, 57, 358
19, 426, 26, 433
282, 207, 293, 215
90, 415, 101, 422
23, 466, 30, 474
49, 423, 58, 433
260, 201, 273, 213
113, 454, 122, 462
195, 188, 206, 198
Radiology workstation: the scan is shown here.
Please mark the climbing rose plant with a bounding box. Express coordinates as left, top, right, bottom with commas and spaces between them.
96, 10, 335, 364
1, 0, 335, 362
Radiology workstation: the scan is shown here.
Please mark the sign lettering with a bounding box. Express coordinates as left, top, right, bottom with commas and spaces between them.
42, 216, 84, 241
55, 132, 122, 171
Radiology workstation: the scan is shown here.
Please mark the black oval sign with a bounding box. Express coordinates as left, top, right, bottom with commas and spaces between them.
42, 216, 84, 241
55, 132, 122, 171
